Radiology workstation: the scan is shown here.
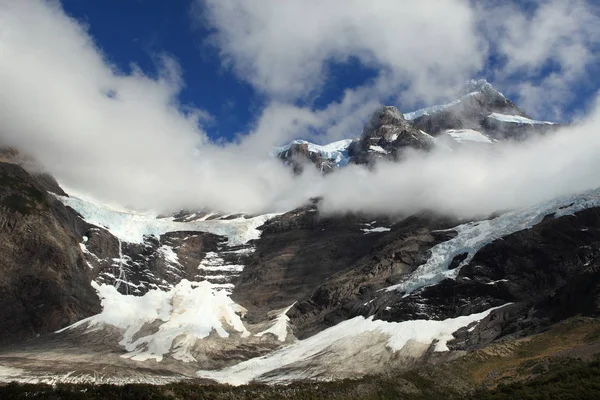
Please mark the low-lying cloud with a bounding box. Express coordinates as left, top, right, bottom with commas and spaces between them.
0, 0, 599, 220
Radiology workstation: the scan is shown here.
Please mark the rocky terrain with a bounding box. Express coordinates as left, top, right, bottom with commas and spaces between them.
0, 81, 598, 394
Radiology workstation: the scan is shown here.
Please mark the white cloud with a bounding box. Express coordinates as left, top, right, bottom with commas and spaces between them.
0, 0, 306, 213
317, 99, 600, 217
199, 0, 486, 103
479, 0, 600, 120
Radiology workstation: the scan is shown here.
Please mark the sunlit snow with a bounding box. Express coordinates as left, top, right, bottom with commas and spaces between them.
256, 303, 294, 342
487, 113, 555, 125
273, 139, 353, 166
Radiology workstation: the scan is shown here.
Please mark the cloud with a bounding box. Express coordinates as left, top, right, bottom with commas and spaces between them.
0, 0, 305, 213
199, 0, 600, 121
317, 100, 600, 218
198, 0, 486, 103
1, 0, 600, 222
479, 0, 600, 120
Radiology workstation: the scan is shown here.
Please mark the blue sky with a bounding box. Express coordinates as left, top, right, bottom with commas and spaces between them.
60, 0, 599, 143
61, 0, 258, 141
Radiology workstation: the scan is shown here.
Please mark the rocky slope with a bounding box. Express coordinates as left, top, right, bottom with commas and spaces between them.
0, 85, 596, 387
1, 161, 600, 385
0, 161, 98, 343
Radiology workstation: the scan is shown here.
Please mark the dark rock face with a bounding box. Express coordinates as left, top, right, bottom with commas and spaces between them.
285, 213, 459, 338
0, 162, 99, 343
0, 146, 66, 195
81, 227, 230, 294
273, 203, 600, 350
0, 160, 255, 343
231, 202, 401, 322
349, 106, 435, 165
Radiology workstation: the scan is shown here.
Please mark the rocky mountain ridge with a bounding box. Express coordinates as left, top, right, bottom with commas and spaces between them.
275, 79, 561, 170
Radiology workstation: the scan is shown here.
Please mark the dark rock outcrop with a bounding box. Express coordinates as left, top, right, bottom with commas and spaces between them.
349, 106, 435, 165
0, 162, 99, 343
277, 202, 600, 350
231, 202, 401, 323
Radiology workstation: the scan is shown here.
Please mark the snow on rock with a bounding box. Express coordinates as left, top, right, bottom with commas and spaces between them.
0, 366, 25, 380
404, 92, 479, 121
443, 129, 494, 144
196, 251, 247, 293
404, 80, 507, 121
196, 305, 503, 385
369, 145, 388, 154
58, 279, 249, 363
362, 227, 391, 234
256, 304, 294, 342
198, 252, 245, 273
386, 188, 600, 296
487, 113, 555, 125
0, 370, 187, 386
158, 245, 181, 267
56, 195, 278, 246
273, 139, 354, 166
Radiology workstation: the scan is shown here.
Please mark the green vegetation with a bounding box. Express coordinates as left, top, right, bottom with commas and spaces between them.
0, 378, 459, 400
2, 359, 600, 400
470, 358, 600, 400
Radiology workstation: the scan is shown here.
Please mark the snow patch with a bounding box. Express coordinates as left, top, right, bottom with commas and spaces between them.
369, 145, 388, 154
256, 304, 294, 342
274, 139, 353, 167
444, 129, 493, 144
196, 306, 503, 385
404, 91, 479, 120
362, 227, 391, 234
158, 245, 181, 267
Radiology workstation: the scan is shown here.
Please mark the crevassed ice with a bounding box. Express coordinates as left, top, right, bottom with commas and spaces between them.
57, 279, 249, 363
56, 195, 279, 246
387, 188, 600, 295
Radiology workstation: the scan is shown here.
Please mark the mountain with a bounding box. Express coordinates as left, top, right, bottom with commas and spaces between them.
0, 82, 597, 395
273, 80, 560, 172
2, 161, 599, 387
406, 79, 560, 141
273, 139, 353, 173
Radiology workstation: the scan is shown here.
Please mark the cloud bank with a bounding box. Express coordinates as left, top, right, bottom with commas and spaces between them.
0, 0, 599, 220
